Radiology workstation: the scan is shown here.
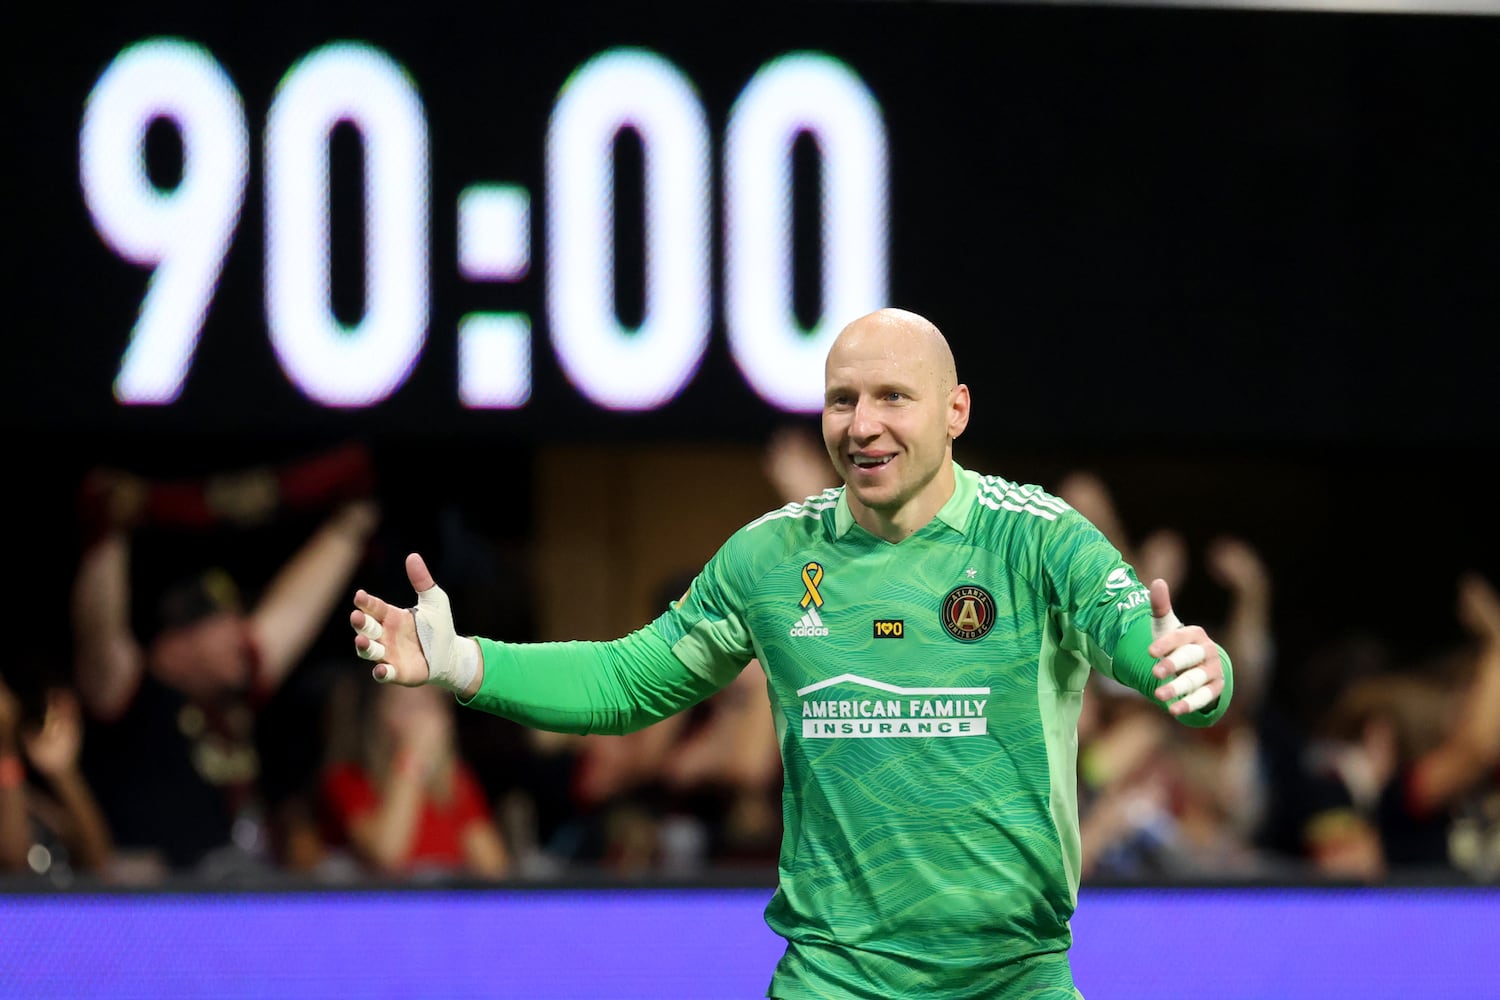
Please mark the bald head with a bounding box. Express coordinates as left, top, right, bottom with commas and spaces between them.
825, 308, 957, 395
821, 307, 970, 540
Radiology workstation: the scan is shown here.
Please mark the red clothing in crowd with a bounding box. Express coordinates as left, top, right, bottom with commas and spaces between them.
320, 760, 492, 872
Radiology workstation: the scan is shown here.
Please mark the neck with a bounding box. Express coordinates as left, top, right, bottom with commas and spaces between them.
850, 463, 956, 543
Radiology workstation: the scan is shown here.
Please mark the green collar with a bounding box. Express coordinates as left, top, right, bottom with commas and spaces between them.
833, 461, 976, 539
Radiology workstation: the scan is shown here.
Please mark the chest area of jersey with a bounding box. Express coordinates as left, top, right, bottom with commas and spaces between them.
751, 544, 1041, 693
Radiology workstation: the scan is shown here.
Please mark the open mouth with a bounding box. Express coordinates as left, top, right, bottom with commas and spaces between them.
851, 454, 893, 470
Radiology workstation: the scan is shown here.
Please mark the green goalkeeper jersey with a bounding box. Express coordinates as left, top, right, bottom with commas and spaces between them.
465, 462, 1232, 999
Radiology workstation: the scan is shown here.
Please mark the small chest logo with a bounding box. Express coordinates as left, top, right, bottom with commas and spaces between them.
799, 562, 825, 608
872, 619, 904, 639
791, 607, 830, 638
790, 562, 831, 637
941, 585, 996, 642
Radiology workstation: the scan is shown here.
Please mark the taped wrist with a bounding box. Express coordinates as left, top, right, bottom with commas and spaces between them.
1151, 609, 1183, 639
413, 584, 480, 693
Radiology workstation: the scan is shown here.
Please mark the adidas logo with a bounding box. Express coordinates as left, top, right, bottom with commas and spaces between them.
790, 607, 830, 638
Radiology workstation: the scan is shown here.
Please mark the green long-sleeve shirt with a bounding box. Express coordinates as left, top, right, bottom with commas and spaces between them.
463, 463, 1233, 999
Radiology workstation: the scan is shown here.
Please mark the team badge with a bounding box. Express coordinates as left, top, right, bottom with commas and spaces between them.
941, 585, 996, 642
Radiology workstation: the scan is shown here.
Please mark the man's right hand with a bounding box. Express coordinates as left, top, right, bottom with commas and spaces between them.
353, 552, 482, 695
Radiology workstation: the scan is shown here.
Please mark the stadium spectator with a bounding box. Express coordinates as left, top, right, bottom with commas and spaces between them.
0, 657, 114, 882
1076, 678, 1177, 878
1251, 627, 1394, 873
1297, 571, 1500, 881
317, 678, 509, 880
70, 447, 380, 882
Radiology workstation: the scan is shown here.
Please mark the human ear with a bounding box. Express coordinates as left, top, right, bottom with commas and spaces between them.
948, 384, 971, 438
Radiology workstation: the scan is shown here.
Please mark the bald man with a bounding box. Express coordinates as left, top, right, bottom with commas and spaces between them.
351, 307, 1234, 999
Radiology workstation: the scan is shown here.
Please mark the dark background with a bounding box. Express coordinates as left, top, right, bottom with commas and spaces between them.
10, 0, 1500, 711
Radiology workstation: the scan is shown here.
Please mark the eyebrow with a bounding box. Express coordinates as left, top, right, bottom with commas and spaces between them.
824, 379, 920, 402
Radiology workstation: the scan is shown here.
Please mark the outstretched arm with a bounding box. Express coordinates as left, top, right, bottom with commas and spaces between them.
71, 528, 146, 722
1204, 535, 1274, 713
252, 499, 381, 693
353, 553, 732, 735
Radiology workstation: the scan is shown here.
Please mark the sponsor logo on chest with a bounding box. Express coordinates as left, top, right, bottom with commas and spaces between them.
796, 674, 991, 740
782, 563, 997, 739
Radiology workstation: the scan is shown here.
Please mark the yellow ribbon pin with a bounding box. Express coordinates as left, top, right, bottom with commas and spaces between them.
800, 562, 824, 608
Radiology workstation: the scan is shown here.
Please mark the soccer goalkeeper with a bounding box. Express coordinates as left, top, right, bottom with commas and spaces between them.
351, 307, 1233, 999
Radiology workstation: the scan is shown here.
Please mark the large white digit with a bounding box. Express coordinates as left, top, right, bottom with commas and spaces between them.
80, 39, 247, 405
546, 48, 711, 410
265, 43, 429, 407
725, 54, 889, 412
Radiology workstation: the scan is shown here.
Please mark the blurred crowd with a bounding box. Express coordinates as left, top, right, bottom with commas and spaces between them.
3, 434, 1497, 889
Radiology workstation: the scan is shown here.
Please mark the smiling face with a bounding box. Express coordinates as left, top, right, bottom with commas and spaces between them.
821, 308, 970, 541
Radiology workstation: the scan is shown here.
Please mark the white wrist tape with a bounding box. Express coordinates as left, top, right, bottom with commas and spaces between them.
1151, 609, 1184, 640
413, 583, 480, 693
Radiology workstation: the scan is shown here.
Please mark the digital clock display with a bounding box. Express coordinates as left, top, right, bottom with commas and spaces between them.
13, 0, 1500, 449
79, 40, 886, 416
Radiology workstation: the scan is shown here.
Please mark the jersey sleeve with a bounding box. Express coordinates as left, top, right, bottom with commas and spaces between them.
648, 527, 761, 684
1112, 616, 1235, 727
461, 626, 726, 735
1043, 508, 1233, 727
458, 529, 761, 735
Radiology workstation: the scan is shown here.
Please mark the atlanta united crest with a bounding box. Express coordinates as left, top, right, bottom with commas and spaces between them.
941, 585, 996, 642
